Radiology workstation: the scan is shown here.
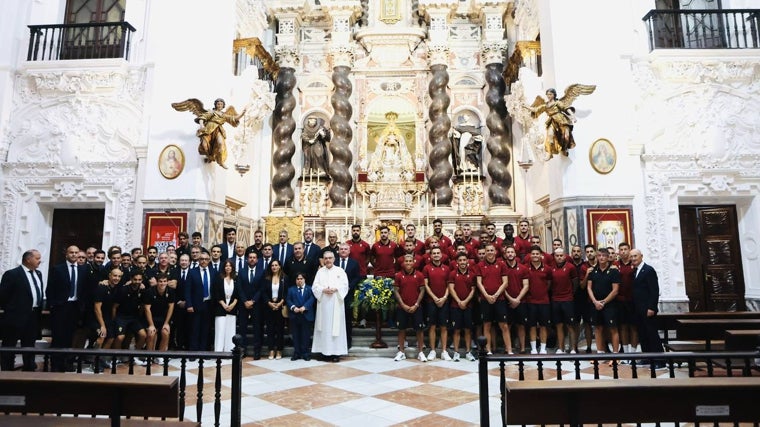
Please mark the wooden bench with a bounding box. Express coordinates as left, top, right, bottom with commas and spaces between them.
725, 329, 760, 351
0, 372, 198, 427
676, 318, 760, 351
506, 377, 760, 425
656, 311, 760, 344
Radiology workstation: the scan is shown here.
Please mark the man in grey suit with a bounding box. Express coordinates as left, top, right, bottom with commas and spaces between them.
630, 249, 664, 356
0, 249, 43, 371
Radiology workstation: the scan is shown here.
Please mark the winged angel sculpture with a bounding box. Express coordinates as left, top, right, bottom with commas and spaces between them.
529, 84, 596, 158
171, 98, 246, 168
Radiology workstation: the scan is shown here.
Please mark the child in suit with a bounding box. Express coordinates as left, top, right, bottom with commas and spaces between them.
287, 273, 316, 361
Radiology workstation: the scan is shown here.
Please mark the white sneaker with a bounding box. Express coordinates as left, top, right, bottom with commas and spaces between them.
570, 349, 577, 354
442, 351, 452, 361
555, 349, 565, 354
394, 351, 406, 361
466, 352, 476, 361
417, 351, 428, 362
530, 349, 538, 355
359, 319, 367, 328
427, 350, 436, 361
452, 352, 461, 362
539, 349, 547, 355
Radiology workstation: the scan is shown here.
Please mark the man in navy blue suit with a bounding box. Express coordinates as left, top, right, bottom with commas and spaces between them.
630, 249, 664, 358
0, 249, 43, 371
47, 245, 88, 371
336, 243, 361, 348
274, 230, 294, 265
302, 228, 321, 264
238, 251, 264, 358
219, 228, 237, 263
185, 252, 215, 351
287, 273, 315, 360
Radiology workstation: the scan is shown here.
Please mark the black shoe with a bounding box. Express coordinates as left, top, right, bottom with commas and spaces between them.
291, 355, 300, 361
253, 354, 261, 360
331, 356, 340, 363
652, 362, 666, 369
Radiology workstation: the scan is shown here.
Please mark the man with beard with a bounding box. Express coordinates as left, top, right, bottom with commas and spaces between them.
461, 224, 479, 257
503, 246, 529, 354
399, 224, 426, 257
146, 246, 159, 270
220, 228, 237, 263
551, 248, 579, 353
302, 228, 321, 264
371, 226, 398, 279
285, 242, 319, 289
448, 253, 477, 361
347, 225, 371, 280
246, 229, 265, 258
526, 246, 552, 354
398, 238, 424, 272
503, 223, 515, 250
176, 231, 192, 258
431, 219, 452, 252
514, 219, 532, 260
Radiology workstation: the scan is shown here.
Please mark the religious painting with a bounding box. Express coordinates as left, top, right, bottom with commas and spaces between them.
586, 208, 633, 250
589, 138, 616, 175
144, 212, 187, 253
158, 145, 185, 179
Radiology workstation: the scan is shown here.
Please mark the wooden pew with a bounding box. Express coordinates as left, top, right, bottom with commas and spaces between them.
0, 372, 198, 426
725, 329, 760, 351
506, 377, 760, 425
656, 311, 760, 345
676, 318, 760, 351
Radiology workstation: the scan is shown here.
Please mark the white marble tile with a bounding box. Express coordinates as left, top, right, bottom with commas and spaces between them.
237, 396, 296, 421
330, 413, 396, 427
432, 371, 502, 397
324, 373, 423, 396
236, 372, 315, 395
305, 402, 365, 423
339, 357, 417, 373
436, 397, 502, 425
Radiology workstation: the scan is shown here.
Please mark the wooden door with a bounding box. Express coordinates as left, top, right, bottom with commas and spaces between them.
48, 209, 104, 276
679, 205, 746, 312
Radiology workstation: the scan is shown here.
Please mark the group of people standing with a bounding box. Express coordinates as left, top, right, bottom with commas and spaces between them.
0, 219, 663, 371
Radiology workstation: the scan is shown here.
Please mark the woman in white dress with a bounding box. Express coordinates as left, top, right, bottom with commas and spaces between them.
212, 260, 239, 352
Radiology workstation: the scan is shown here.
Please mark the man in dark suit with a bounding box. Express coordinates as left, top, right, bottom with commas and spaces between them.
302, 228, 321, 264
238, 251, 264, 358
258, 244, 274, 272
0, 249, 43, 371
274, 230, 294, 265
630, 249, 664, 358
286, 273, 315, 360
173, 254, 192, 350
185, 252, 214, 351
219, 228, 237, 263
46, 245, 88, 371
285, 242, 319, 290
337, 243, 361, 348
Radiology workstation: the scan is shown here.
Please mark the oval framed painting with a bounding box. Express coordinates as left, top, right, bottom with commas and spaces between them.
159, 145, 185, 180
589, 138, 616, 175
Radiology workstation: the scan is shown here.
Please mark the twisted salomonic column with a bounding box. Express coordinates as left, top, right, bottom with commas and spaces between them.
271, 66, 297, 208
483, 45, 512, 206
427, 62, 453, 206
329, 62, 353, 207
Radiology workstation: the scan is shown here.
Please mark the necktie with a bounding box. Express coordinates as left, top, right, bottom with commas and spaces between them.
634, 266, 639, 278
341, 259, 346, 270
181, 270, 186, 281
238, 257, 243, 272
299, 287, 303, 297
192, 261, 198, 268
69, 264, 77, 298
265, 259, 270, 270
202, 269, 209, 298
249, 268, 254, 283
280, 245, 285, 263
305, 244, 310, 256
29, 270, 41, 307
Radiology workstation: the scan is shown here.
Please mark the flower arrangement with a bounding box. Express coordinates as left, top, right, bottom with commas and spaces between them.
352, 276, 396, 312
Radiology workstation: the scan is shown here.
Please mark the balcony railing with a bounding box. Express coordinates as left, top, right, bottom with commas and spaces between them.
27, 21, 136, 61
643, 9, 760, 50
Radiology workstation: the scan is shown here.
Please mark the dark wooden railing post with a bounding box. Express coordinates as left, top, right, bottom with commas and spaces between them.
477, 336, 489, 427
230, 334, 244, 427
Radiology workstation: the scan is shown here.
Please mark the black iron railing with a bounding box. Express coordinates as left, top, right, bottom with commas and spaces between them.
0, 334, 244, 426
27, 21, 137, 61
643, 9, 760, 50
476, 337, 760, 427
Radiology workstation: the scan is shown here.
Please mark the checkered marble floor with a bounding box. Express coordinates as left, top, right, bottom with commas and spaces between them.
163, 354, 687, 426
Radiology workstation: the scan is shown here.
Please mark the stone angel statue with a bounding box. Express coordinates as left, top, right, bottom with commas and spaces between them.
171, 98, 246, 168
529, 84, 596, 159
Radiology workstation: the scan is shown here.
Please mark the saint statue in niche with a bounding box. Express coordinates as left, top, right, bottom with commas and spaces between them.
367, 112, 415, 182
529, 84, 596, 159
449, 113, 483, 175
301, 116, 331, 175
171, 98, 247, 168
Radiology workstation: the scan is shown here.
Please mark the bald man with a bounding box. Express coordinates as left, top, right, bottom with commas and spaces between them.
629, 249, 664, 357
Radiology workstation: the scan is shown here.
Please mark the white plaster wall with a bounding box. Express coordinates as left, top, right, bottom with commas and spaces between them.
142, 0, 237, 205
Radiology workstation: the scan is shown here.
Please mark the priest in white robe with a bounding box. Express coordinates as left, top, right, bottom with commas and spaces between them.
311, 251, 349, 361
